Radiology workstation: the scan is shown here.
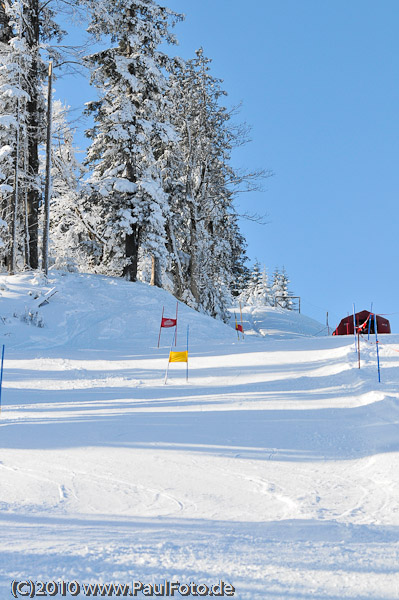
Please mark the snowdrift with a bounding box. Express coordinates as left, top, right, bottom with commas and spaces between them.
230, 304, 327, 339
1, 271, 399, 599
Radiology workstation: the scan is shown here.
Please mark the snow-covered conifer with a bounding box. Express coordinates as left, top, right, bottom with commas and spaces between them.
20, 0, 64, 270
166, 49, 249, 320
259, 266, 272, 305
83, 0, 182, 283
0, 0, 70, 271
42, 100, 93, 271
272, 267, 293, 309
241, 260, 261, 305
271, 267, 281, 304
278, 267, 293, 309
230, 214, 250, 298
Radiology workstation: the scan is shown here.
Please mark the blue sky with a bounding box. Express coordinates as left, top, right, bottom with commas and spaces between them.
56, 1, 399, 331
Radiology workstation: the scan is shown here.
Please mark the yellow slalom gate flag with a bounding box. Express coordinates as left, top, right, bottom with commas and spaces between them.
169, 350, 188, 363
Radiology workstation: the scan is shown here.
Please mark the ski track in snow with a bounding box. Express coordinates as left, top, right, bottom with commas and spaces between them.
1, 272, 399, 599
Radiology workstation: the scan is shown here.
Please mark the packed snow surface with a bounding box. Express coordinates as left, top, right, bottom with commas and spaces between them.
1, 271, 399, 599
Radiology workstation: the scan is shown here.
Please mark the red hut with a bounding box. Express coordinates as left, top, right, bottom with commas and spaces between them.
333, 310, 391, 336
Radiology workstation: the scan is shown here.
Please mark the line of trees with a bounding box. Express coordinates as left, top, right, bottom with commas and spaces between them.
238, 262, 294, 310
0, 0, 268, 321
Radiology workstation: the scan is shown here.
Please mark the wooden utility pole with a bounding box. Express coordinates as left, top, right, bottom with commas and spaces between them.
42, 61, 52, 276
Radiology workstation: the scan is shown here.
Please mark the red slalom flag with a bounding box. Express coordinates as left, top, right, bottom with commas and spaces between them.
158, 303, 179, 347
234, 312, 243, 339
161, 317, 177, 328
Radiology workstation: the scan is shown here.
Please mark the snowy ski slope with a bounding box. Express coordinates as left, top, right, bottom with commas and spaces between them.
1, 271, 399, 599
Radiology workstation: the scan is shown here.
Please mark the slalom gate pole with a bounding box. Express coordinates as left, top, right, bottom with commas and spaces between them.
0, 344, 4, 414
374, 313, 381, 383
239, 302, 244, 339
353, 303, 357, 352
157, 306, 164, 348
164, 333, 174, 385
175, 302, 178, 346
235, 313, 240, 339
358, 331, 361, 368
368, 302, 373, 341
186, 325, 189, 382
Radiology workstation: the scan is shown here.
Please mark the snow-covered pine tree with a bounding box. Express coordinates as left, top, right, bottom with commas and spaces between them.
271, 266, 293, 309
259, 265, 272, 305
239, 262, 274, 307
83, 0, 182, 283
41, 99, 93, 271
241, 260, 261, 305
0, 0, 30, 270
24, 0, 45, 270
166, 49, 248, 320
229, 213, 250, 298
271, 267, 281, 305
21, 0, 66, 270
0, 0, 69, 272
278, 267, 293, 310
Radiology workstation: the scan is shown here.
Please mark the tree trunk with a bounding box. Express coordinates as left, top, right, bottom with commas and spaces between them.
26, 131, 39, 269
189, 208, 200, 305
123, 224, 139, 281
26, 0, 40, 270
150, 255, 162, 287
0, 3, 13, 43
167, 219, 185, 299
9, 149, 20, 274
42, 62, 53, 276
